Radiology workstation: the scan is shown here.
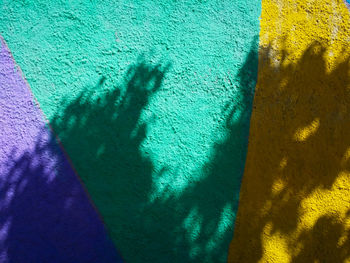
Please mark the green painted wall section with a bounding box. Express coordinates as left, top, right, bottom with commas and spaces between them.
0, 1, 261, 262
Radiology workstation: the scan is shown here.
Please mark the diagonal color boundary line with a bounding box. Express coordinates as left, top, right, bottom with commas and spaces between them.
0, 35, 124, 262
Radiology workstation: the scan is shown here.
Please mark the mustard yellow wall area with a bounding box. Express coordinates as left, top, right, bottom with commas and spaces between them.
228, 0, 350, 262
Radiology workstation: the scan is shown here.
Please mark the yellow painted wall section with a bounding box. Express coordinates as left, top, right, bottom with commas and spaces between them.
228, 0, 350, 262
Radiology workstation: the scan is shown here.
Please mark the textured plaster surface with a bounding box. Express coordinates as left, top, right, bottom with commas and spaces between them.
228, 0, 350, 262
0, 39, 122, 262
0, 1, 261, 262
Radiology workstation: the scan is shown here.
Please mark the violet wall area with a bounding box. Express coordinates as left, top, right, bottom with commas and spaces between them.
0, 39, 122, 263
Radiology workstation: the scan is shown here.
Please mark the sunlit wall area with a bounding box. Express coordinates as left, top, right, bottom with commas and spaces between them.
0, 1, 261, 262
229, 0, 350, 262
1, 0, 349, 262
0, 38, 122, 263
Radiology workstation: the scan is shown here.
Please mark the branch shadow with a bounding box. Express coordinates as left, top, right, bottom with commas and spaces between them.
43, 41, 259, 262
49, 57, 171, 262
229, 41, 350, 262
0, 38, 122, 263
0, 128, 122, 263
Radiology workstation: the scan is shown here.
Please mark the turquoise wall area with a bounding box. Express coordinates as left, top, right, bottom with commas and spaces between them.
0, 1, 261, 262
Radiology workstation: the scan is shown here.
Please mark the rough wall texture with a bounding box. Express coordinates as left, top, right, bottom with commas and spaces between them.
0, 1, 260, 262
0, 39, 121, 263
228, 0, 350, 262
2, 0, 348, 262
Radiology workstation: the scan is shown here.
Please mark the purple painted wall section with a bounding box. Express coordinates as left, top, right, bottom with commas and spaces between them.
0, 39, 122, 262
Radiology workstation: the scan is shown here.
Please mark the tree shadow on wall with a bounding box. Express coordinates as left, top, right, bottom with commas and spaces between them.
229, 42, 350, 262
139, 45, 258, 263
0, 127, 122, 263
47, 44, 258, 263
0, 37, 121, 263
49, 58, 171, 262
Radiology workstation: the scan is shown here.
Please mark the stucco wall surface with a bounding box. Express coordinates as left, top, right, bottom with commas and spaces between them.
1, 0, 349, 262
228, 0, 350, 262
0, 1, 261, 262
0, 39, 122, 263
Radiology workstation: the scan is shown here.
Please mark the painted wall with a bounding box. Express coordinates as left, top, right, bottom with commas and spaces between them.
0, 39, 122, 262
228, 0, 350, 262
1, 0, 349, 262
0, 0, 260, 262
